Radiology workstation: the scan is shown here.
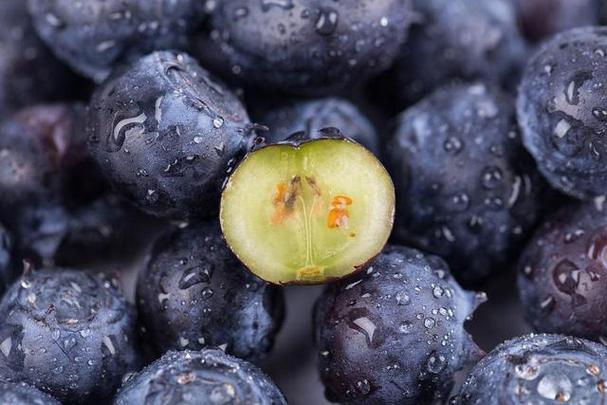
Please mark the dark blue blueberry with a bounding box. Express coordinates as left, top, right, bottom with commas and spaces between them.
114, 349, 287, 405
456, 334, 607, 404
386, 84, 544, 282
255, 97, 380, 156
0, 2, 82, 118
196, 0, 414, 95
315, 245, 485, 404
518, 27, 607, 200
380, 0, 525, 107
0, 381, 60, 405
27, 0, 207, 82
0, 268, 140, 403
87, 50, 255, 220
137, 222, 284, 362
0, 105, 140, 265
517, 202, 607, 340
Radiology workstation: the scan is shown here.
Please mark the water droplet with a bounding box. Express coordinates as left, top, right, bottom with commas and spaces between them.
443, 137, 463, 154
540, 295, 556, 314
110, 113, 147, 152
395, 291, 410, 305
553, 119, 571, 139
213, 116, 224, 128
315, 8, 339, 35
537, 374, 572, 402
424, 318, 435, 329
356, 379, 371, 395
399, 321, 414, 334
0, 337, 11, 357
553, 259, 581, 295
592, 108, 607, 122
426, 352, 447, 373
201, 287, 214, 299
447, 193, 469, 212
261, 0, 294, 11
347, 309, 378, 347
481, 166, 503, 189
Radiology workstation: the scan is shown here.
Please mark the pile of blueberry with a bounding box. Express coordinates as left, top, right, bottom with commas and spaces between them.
1, 0, 607, 404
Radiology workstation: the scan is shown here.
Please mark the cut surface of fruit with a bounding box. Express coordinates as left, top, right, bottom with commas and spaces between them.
220, 138, 395, 285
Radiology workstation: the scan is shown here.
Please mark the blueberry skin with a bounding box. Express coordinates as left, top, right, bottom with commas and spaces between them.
0, 2, 81, 117
88, 51, 254, 220
27, 0, 206, 83
0, 382, 61, 405
255, 98, 380, 156
456, 334, 607, 404
315, 245, 484, 405
384, 0, 525, 106
0, 268, 140, 403
517, 202, 607, 340
114, 349, 287, 405
518, 27, 607, 200
137, 222, 284, 362
199, 0, 414, 95
387, 84, 544, 283
510, 0, 601, 42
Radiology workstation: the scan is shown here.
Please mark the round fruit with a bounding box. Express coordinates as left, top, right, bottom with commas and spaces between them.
27, 0, 206, 82
315, 245, 485, 404
387, 84, 543, 282
137, 222, 284, 361
456, 334, 607, 404
0, 268, 140, 402
87, 50, 254, 220
220, 132, 395, 285
198, 0, 414, 95
518, 27, 607, 199
114, 349, 287, 405
517, 202, 607, 340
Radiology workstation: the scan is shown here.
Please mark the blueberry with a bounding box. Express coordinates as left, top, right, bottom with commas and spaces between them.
379, 0, 525, 107
0, 2, 82, 117
315, 245, 484, 404
456, 334, 607, 404
114, 349, 287, 404
386, 84, 544, 282
0, 381, 61, 405
255, 98, 380, 156
197, 0, 414, 95
87, 50, 254, 220
518, 27, 607, 200
510, 0, 601, 42
27, 0, 206, 83
0, 104, 137, 264
517, 202, 607, 340
137, 222, 284, 361
0, 268, 140, 402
